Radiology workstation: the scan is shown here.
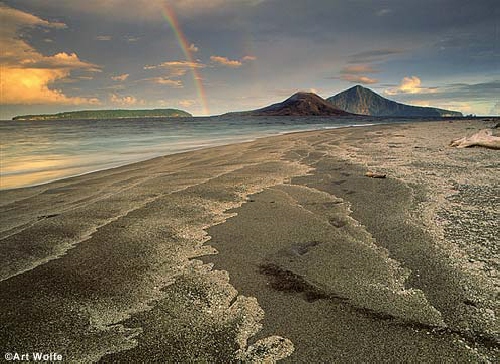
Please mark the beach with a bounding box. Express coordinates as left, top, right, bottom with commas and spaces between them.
0, 119, 498, 362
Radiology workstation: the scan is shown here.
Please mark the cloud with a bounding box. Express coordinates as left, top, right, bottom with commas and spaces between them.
19, 52, 100, 71
109, 94, 143, 106
340, 75, 379, 84
101, 84, 126, 91
340, 64, 379, 74
376, 8, 392, 16
1, 67, 100, 105
273, 87, 323, 97
26, 1, 266, 21
0, 3, 67, 29
385, 80, 500, 100
111, 73, 130, 81
446, 81, 500, 96
383, 80, 500, 115
144, 60, 205, 80
188, 43, 199, 52
168, 68, 189, 77
95, 35, 112, 41
242, 55, 257, 61
210, 55, 256, 68
337, 64, 379, 84
144, 60, 205, 70
147, 77, 183, 87
210, 56, 243, 67
348, 48, 404, 64
57, 75, 95, 83
0, 4, 100, 105
124, 35, 140, 42
384, 76, 438, 96
171, 0, 264, 12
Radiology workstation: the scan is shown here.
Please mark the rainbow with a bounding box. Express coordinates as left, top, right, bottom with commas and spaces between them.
160, 2, 209, 115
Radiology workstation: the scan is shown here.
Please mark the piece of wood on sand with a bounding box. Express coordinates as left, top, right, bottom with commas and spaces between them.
365, 171, 387, 178
450, 129, 500, 150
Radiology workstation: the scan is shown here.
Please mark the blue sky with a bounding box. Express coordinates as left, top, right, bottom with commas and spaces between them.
1, 0, 499, 118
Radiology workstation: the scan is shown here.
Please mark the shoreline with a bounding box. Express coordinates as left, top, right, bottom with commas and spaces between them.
0, 121, 380, 191
1, 119, 498, 361
0, 118, 461, 192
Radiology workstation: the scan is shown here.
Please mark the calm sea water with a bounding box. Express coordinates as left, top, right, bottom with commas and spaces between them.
0, 116, 389, 190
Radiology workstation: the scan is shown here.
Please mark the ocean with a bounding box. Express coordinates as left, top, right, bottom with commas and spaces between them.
0, 116, 392, 190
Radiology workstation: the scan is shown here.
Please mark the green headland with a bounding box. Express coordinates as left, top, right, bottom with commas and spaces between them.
12, 108, 192, 121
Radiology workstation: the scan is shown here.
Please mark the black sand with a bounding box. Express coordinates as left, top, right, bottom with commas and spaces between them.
1, 120, 498, 362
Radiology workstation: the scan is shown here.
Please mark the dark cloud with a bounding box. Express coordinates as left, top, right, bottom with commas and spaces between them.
1, 0, 498, 117
444, 81, 500, 99
347, 49, 405, 64
449, 81, 500, 92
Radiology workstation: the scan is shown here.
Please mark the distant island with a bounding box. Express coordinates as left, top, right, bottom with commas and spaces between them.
12, 108, 192, 121
14, 85, 464, 120
223, 86, 463, 118
225, 92, 352, 117
327, 85, 463, 117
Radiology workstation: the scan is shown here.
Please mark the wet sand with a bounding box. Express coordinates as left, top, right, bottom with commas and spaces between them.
0, 119, 498, 362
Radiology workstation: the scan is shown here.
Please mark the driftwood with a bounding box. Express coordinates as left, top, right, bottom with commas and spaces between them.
365, 171, 386, 178
450, 129, 500, 150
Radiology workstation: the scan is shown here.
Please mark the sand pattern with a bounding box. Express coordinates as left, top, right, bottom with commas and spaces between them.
0, 120, 498, 361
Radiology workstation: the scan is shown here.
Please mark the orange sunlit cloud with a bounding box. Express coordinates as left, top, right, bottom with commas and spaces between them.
338, 64, 379, 84
111, 73, 130, 81
340, 75, 379, 84
1, 67, 100, 105
340, 64, 379, 74
210, 56, 243, 67
144, 60, 206, 70
0, 3, 100, 105
210, 55, 257, 68
384, 76, 438, 95
242, 55, 257, 61
18, 52, 100, 71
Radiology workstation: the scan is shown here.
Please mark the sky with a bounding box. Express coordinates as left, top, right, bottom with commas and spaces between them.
1, 0, 499, 118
